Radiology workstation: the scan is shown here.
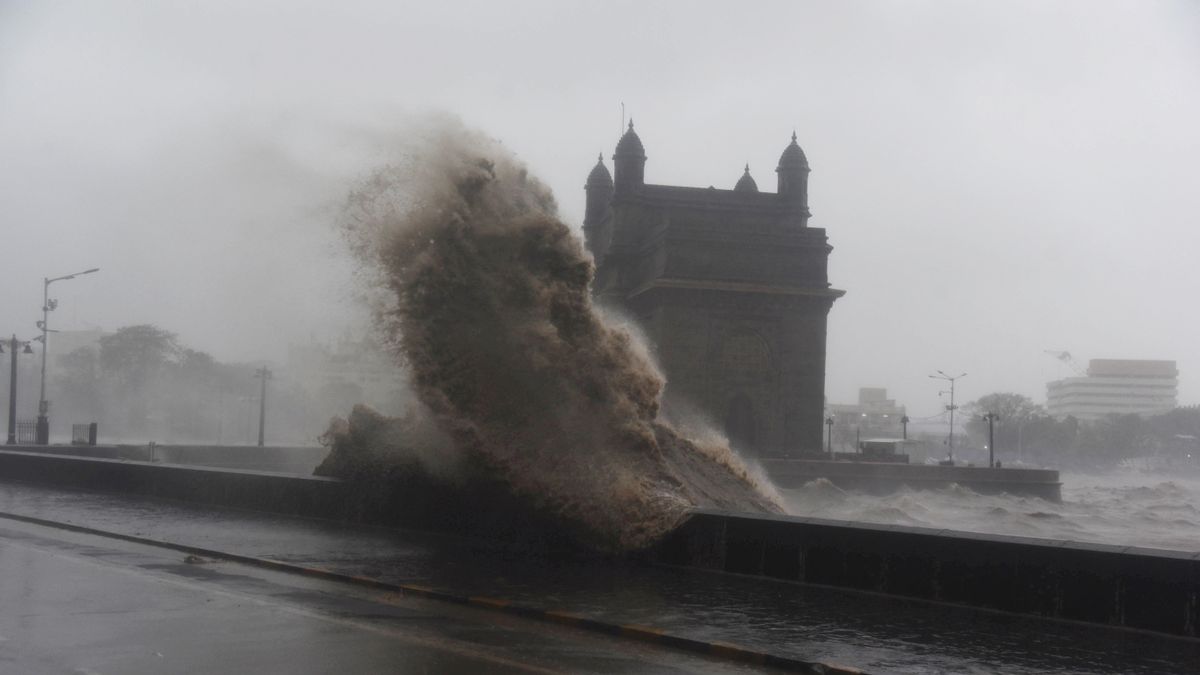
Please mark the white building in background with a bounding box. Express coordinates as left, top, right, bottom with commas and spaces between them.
827, 387, 907, 441
1047, 359, 1178, 420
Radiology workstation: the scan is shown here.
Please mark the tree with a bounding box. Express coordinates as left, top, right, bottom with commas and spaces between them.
52, 346, 104, 421
98, 324, 182, 435
99, 325, 181, 391
1147, 405, 1200, 440
161, 348, 223, 441
964, 392, 1044, 460
1078, 413, 1148, 463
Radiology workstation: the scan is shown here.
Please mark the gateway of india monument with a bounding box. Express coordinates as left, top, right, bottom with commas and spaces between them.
583, 122, 844, 458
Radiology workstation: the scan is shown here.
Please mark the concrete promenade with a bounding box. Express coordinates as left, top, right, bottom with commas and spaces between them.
0, 516, 762, 675
0, 480, 1195, 674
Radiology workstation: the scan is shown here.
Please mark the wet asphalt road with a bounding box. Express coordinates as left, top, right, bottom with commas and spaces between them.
0, 479, 1197, 674
0, 517, 773, 675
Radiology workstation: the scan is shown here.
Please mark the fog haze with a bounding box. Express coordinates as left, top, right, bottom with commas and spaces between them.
2, 0, 1198, 418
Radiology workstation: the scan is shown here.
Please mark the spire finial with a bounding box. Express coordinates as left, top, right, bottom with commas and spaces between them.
791, 130, 797, 143
597, 152, 603, 162
628, 118, 635, 131
744, 163, 750, 173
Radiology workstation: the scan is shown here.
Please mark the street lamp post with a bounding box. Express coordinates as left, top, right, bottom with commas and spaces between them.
900, 415, 910, 440
825, 416, 834, 459
982, 412, 1000, 468
37, 268, 99, 444
929, 370, 966, 464
254, 366, 272, 447
3, 336, 36, 444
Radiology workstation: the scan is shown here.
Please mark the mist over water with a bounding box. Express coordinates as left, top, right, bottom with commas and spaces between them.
784, 471, 1200, 553
333, 118, 779, 552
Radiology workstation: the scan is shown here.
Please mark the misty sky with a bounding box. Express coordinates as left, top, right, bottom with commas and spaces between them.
2, 1, 1198, 418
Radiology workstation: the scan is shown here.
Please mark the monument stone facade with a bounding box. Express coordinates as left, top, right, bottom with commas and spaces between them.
583, 123, 843, 457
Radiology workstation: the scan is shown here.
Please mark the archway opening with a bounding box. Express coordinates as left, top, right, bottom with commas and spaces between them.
725, 394, 756, 451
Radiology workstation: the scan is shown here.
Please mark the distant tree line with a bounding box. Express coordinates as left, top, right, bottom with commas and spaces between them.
49, 324, 367, 445
962, 392, 1200, 469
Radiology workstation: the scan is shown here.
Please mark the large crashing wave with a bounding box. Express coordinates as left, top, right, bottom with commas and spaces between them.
329, 119, 781, 552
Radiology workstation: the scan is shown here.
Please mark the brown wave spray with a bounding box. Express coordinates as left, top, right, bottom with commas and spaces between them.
337, 117, 781, 551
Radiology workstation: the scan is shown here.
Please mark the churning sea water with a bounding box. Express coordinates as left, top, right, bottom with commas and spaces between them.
782, 469, 1200, 552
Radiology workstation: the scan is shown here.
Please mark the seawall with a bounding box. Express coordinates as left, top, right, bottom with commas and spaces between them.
0, 449, 1192, 638
652, 509, 1198, 638
3, 443, 327, 474
0, 449, 582, 552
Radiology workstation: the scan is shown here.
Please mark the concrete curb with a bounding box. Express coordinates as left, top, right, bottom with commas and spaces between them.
0, 510, 863, 674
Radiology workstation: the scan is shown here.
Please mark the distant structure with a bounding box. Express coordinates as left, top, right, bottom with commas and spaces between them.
1047, 359, 1178, 420
286, 336, 409, 417
583, 122, 843, 457
827, 388, 907, 447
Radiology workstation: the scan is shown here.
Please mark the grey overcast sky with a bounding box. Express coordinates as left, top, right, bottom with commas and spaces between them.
2, 1, 1198, 417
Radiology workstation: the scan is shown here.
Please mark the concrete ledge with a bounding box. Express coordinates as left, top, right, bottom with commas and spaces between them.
0, 449, 355, 519
3, 443, 327, 474
0, 450, 583, 553
650, 509, 1200, 639
2, 449, 1194, 639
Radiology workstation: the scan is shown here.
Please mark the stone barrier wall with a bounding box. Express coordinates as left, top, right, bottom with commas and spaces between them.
651, 509, 1200, 638
0, 450, 581, 553
3, 443, 328, 474
0, 450, 1193, 637
0, 449, 353, 519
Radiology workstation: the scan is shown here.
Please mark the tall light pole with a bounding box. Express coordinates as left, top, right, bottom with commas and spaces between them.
37, 267, 100, 444
3, 336, 36, 444
254, 366, 272, 447
982, 412, 1000, 468
929, 370, 966, 463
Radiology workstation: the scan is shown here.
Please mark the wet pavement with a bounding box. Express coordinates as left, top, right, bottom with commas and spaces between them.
0, 517, 772, 674
1, 479, 1198, 674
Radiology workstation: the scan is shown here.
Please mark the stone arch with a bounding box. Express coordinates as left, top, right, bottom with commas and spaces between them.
725, 394, 757, 451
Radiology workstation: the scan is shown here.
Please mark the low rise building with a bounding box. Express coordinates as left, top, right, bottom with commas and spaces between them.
827, 387, 907, 449
1046, 359, 1178, 420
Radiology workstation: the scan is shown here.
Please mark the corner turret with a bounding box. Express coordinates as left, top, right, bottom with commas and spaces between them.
583, 153, 615, 264
585, 153, 613, 218
776, 132, 811, 224
613, 120, 646, 190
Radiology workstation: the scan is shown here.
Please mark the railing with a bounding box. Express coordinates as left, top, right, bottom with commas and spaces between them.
15, 421, 37, 444
71, 422, 98, 446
